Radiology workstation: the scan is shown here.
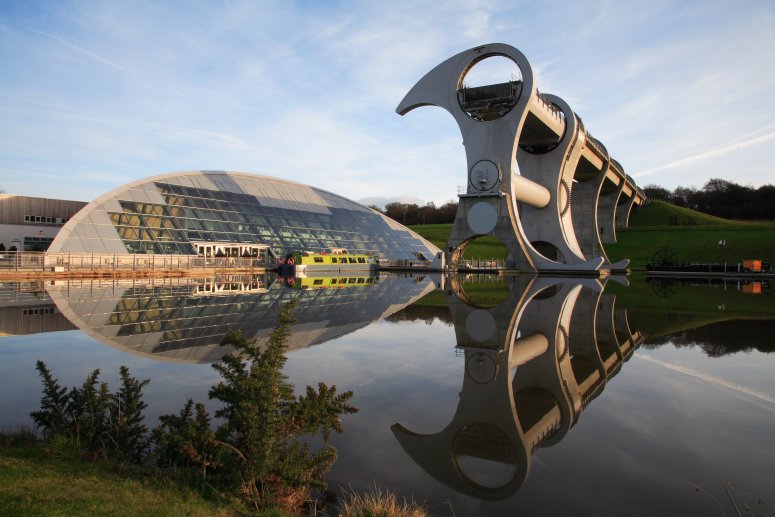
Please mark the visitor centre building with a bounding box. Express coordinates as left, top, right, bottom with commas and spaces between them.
48, 170, 441, 265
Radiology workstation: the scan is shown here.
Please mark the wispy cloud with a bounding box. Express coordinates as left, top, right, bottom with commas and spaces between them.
1, 0, 774, 201
633, 132, 775, 179
636, 353, 775, 408
27, 28, 125, 70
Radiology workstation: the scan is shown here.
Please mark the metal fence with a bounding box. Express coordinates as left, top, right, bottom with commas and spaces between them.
450, 258, 512, 271
0, 251, 276, 272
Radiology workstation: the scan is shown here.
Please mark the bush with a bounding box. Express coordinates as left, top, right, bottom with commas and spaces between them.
155, 300, 358, 513
31, 301, 357, 513
31, 362, 149, 461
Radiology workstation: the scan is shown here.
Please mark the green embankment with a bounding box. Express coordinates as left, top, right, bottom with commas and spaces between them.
0, 440, 234, 517
411, 224, 508, 259
411, 201, 775, 269
606, 201, 775, 269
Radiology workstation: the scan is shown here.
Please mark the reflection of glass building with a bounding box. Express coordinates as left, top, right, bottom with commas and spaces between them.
48, 171, 440, 261
47, 273, 436, 363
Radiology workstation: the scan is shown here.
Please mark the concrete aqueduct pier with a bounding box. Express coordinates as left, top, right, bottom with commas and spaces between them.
397, 43, 646, 274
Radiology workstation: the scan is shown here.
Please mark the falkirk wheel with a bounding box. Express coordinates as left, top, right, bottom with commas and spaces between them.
397, 43, 646, 273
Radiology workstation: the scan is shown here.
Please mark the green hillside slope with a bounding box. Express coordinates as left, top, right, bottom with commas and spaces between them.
410, 201, 775, 269
628, 200, 743, 227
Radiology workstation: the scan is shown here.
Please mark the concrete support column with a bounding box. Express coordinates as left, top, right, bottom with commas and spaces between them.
597, 181, 624, 244
616, 193, 637, 228
572, 175, 606, 261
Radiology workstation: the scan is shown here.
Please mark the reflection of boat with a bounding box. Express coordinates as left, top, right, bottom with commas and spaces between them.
281, 249, 379, 274
290, 274, 378, 290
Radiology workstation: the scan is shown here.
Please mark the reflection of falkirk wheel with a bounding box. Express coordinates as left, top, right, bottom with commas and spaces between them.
391, 277, 644, 500
397, 43, 646, 273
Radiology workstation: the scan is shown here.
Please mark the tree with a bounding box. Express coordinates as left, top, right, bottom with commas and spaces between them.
31, 362, 149, 461
643, 184, 671, 201
156, 300, 358, 512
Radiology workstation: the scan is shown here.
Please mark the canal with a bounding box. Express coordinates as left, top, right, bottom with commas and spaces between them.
0, 273, 773, 515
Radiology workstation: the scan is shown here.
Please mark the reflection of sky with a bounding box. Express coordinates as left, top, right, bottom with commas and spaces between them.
287, 320, 775, 516
0, 330, 219, 429
1, 305, 774, 515
644, 344, 775, 398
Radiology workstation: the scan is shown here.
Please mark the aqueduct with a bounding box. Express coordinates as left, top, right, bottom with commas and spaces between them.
397, 43, 645, 273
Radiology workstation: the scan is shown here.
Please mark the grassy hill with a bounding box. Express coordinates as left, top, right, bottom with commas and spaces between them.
410, 201, 775, 269
626, 200, 754, 228
607, 201, 775, 269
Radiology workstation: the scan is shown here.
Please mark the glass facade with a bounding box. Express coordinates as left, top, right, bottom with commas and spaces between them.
49, 171, 440, 261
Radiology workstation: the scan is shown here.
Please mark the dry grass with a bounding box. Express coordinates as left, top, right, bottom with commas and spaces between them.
337, 484, 429, 517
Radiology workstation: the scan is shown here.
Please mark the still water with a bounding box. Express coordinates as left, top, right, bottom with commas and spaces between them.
0, 273, 773, 515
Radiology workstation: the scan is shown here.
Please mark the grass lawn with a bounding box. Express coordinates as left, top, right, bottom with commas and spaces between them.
411, 224, 508, 259
0, 438, 238, 517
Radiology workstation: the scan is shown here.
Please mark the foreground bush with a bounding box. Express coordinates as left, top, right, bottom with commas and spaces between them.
31, 362, 149, 462
32, 300, 358, 514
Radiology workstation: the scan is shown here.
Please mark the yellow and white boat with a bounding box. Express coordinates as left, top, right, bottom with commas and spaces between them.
282, 248, 379, 274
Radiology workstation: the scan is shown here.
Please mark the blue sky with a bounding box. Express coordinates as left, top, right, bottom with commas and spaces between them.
1, 0, 774, 207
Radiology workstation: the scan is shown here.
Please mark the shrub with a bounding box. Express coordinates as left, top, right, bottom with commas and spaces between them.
156, 300, 358, 513
30, 362, 149, 461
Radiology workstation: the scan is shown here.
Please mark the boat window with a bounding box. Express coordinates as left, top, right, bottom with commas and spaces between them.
313, 279, 323, 285
314, 256, 324, 263
357, 257, 365, 263
331, 258, 337, 263
349, 257, 356, 263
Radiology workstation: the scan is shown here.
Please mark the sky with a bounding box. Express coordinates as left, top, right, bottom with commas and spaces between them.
1, 0, 774, 207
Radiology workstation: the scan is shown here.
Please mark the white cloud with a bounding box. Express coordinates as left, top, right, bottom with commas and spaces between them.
634, 132, 775, 179
1, 0, 774, 202
27, 27, 125, 70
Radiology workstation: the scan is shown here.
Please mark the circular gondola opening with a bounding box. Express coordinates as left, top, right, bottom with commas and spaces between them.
458, 55, 523, 122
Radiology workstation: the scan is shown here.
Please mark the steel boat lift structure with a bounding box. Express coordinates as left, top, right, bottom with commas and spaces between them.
397, 43, 646, 274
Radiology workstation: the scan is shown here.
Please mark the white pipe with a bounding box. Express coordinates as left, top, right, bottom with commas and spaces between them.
512, 174, 551, 208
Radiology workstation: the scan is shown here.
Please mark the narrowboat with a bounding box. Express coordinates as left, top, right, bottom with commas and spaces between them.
281, 248, 379, 274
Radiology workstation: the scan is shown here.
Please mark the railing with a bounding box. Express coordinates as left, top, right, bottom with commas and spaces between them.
450, 258, 513, 270
382, 259, 434, 269
0, 251, 276, 272
535, 90, 565, 120
584, 131, 608, 161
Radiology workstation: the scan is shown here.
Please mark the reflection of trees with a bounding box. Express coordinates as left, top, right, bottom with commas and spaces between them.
644, 319, 775, 356
384, 304, 453, 325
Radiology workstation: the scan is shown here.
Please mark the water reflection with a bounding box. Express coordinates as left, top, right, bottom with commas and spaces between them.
392, 275, 643, 500
39, 273, 435, 362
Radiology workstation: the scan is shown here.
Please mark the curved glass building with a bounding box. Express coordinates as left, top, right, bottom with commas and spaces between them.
48, 170, 440, 261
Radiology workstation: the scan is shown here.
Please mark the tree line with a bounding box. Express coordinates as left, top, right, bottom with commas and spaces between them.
374, 177, 775, 225
369, 201, 459, 226
643, 179, 775, 220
